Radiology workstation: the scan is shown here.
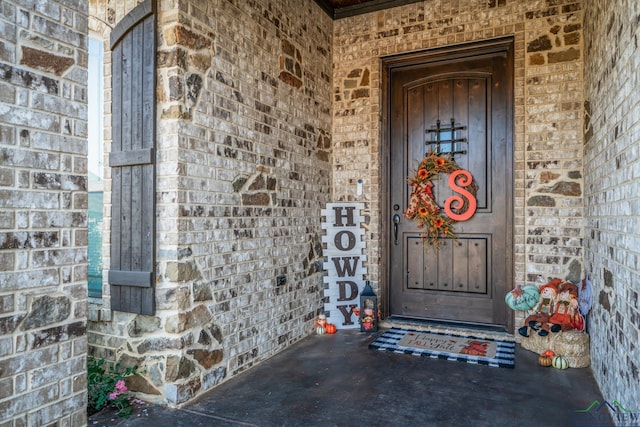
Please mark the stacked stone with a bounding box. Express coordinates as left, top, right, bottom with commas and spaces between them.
0, 0, 88, 425
522, 4, 584, 285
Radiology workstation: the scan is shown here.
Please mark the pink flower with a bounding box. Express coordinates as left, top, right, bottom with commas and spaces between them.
115, 380, 127, 393
109, 391, 118, 400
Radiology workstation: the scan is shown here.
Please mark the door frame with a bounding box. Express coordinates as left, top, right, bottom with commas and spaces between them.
380, 37, 515, 332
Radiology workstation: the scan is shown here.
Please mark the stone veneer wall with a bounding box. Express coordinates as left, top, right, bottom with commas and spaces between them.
332, 0, 585, 323
583, 0, 640, 418
88, 0, 333, 406
0, 0, 88, 425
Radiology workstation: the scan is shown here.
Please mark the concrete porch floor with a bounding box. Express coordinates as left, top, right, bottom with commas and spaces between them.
90, 327, 611, 427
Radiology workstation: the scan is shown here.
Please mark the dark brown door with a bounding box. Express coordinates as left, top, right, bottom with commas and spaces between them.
387, 40, 513, 330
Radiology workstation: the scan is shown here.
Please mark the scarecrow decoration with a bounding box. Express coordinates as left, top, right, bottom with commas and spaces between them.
512, 278, 585, 337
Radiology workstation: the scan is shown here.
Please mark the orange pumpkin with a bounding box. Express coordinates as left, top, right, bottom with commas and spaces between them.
541, 349, 555, 358
325, 323, 337, 334
538, 355, 553, 367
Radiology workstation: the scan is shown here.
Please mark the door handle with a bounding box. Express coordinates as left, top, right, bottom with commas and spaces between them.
392, 214, 400, 245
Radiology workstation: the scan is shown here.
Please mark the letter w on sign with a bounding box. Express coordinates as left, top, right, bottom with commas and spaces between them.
332, 257, 360, 277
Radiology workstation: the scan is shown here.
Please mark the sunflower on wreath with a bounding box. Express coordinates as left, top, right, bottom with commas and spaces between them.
404, 152, 478, 248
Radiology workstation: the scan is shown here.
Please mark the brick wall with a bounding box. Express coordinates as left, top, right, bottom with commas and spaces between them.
88, 0, 332, 406
583, 0, 640, 418
332, 1, 585, 322
158, 0, 332, 402
0, 0, 88, 425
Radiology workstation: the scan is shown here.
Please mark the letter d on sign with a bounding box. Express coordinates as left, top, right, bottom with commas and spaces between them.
337, 281, 358, 301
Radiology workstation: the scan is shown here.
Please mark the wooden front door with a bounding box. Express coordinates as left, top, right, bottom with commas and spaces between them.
386, 39, 514, 330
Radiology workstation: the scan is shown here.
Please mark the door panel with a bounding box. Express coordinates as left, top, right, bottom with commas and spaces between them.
387, 40, 513, 329
406, 236, 488, 293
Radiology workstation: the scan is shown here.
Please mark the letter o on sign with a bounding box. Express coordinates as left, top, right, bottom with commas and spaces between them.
334, 230, 356, 251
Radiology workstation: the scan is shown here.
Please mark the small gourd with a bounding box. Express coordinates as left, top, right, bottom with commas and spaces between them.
325, 323, 337, 334
316, 326, 326, 335
316, 314, 327, 327
552, 355, 569, 369
538, 355, 553, 367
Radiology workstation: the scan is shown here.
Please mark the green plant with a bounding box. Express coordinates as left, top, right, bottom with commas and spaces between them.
87, 356, 141, 418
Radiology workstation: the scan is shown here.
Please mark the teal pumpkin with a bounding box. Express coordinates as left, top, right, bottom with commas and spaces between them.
505, 285, 540, 311
552, 355, 569, 370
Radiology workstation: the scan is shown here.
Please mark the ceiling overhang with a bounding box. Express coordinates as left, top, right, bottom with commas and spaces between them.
314, 0, 422, 20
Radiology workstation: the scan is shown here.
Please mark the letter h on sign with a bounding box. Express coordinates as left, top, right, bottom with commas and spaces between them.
321, 203, 367, 329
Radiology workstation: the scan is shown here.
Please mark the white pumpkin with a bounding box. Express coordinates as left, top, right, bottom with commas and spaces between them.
552, 355, 569, 369
316, 326, 326, 335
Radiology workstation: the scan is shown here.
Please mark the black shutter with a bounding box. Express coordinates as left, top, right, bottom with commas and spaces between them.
108, 0, 156, 315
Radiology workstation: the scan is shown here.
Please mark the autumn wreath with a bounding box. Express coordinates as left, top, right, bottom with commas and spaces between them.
404, 153, 478, 248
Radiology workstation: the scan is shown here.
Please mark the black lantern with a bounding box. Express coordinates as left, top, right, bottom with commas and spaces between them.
359, 281, 378, 332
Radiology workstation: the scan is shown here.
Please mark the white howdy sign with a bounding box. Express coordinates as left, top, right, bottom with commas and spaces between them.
321, 203, 366, 329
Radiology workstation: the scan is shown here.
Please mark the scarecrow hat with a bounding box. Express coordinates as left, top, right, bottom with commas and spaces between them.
558, 280, 579, 297
539, 278, 563, 295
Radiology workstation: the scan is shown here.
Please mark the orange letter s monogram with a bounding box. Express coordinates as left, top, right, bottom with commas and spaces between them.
444, 169, 477, 221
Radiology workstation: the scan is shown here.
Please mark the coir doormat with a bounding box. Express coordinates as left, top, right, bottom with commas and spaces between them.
369, 328, 515, 368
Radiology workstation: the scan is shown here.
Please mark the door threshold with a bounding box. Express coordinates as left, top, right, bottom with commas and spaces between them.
382, 316, 515, 342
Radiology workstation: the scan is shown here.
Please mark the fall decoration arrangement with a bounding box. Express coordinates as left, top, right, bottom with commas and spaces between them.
404, 153, 477, 248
